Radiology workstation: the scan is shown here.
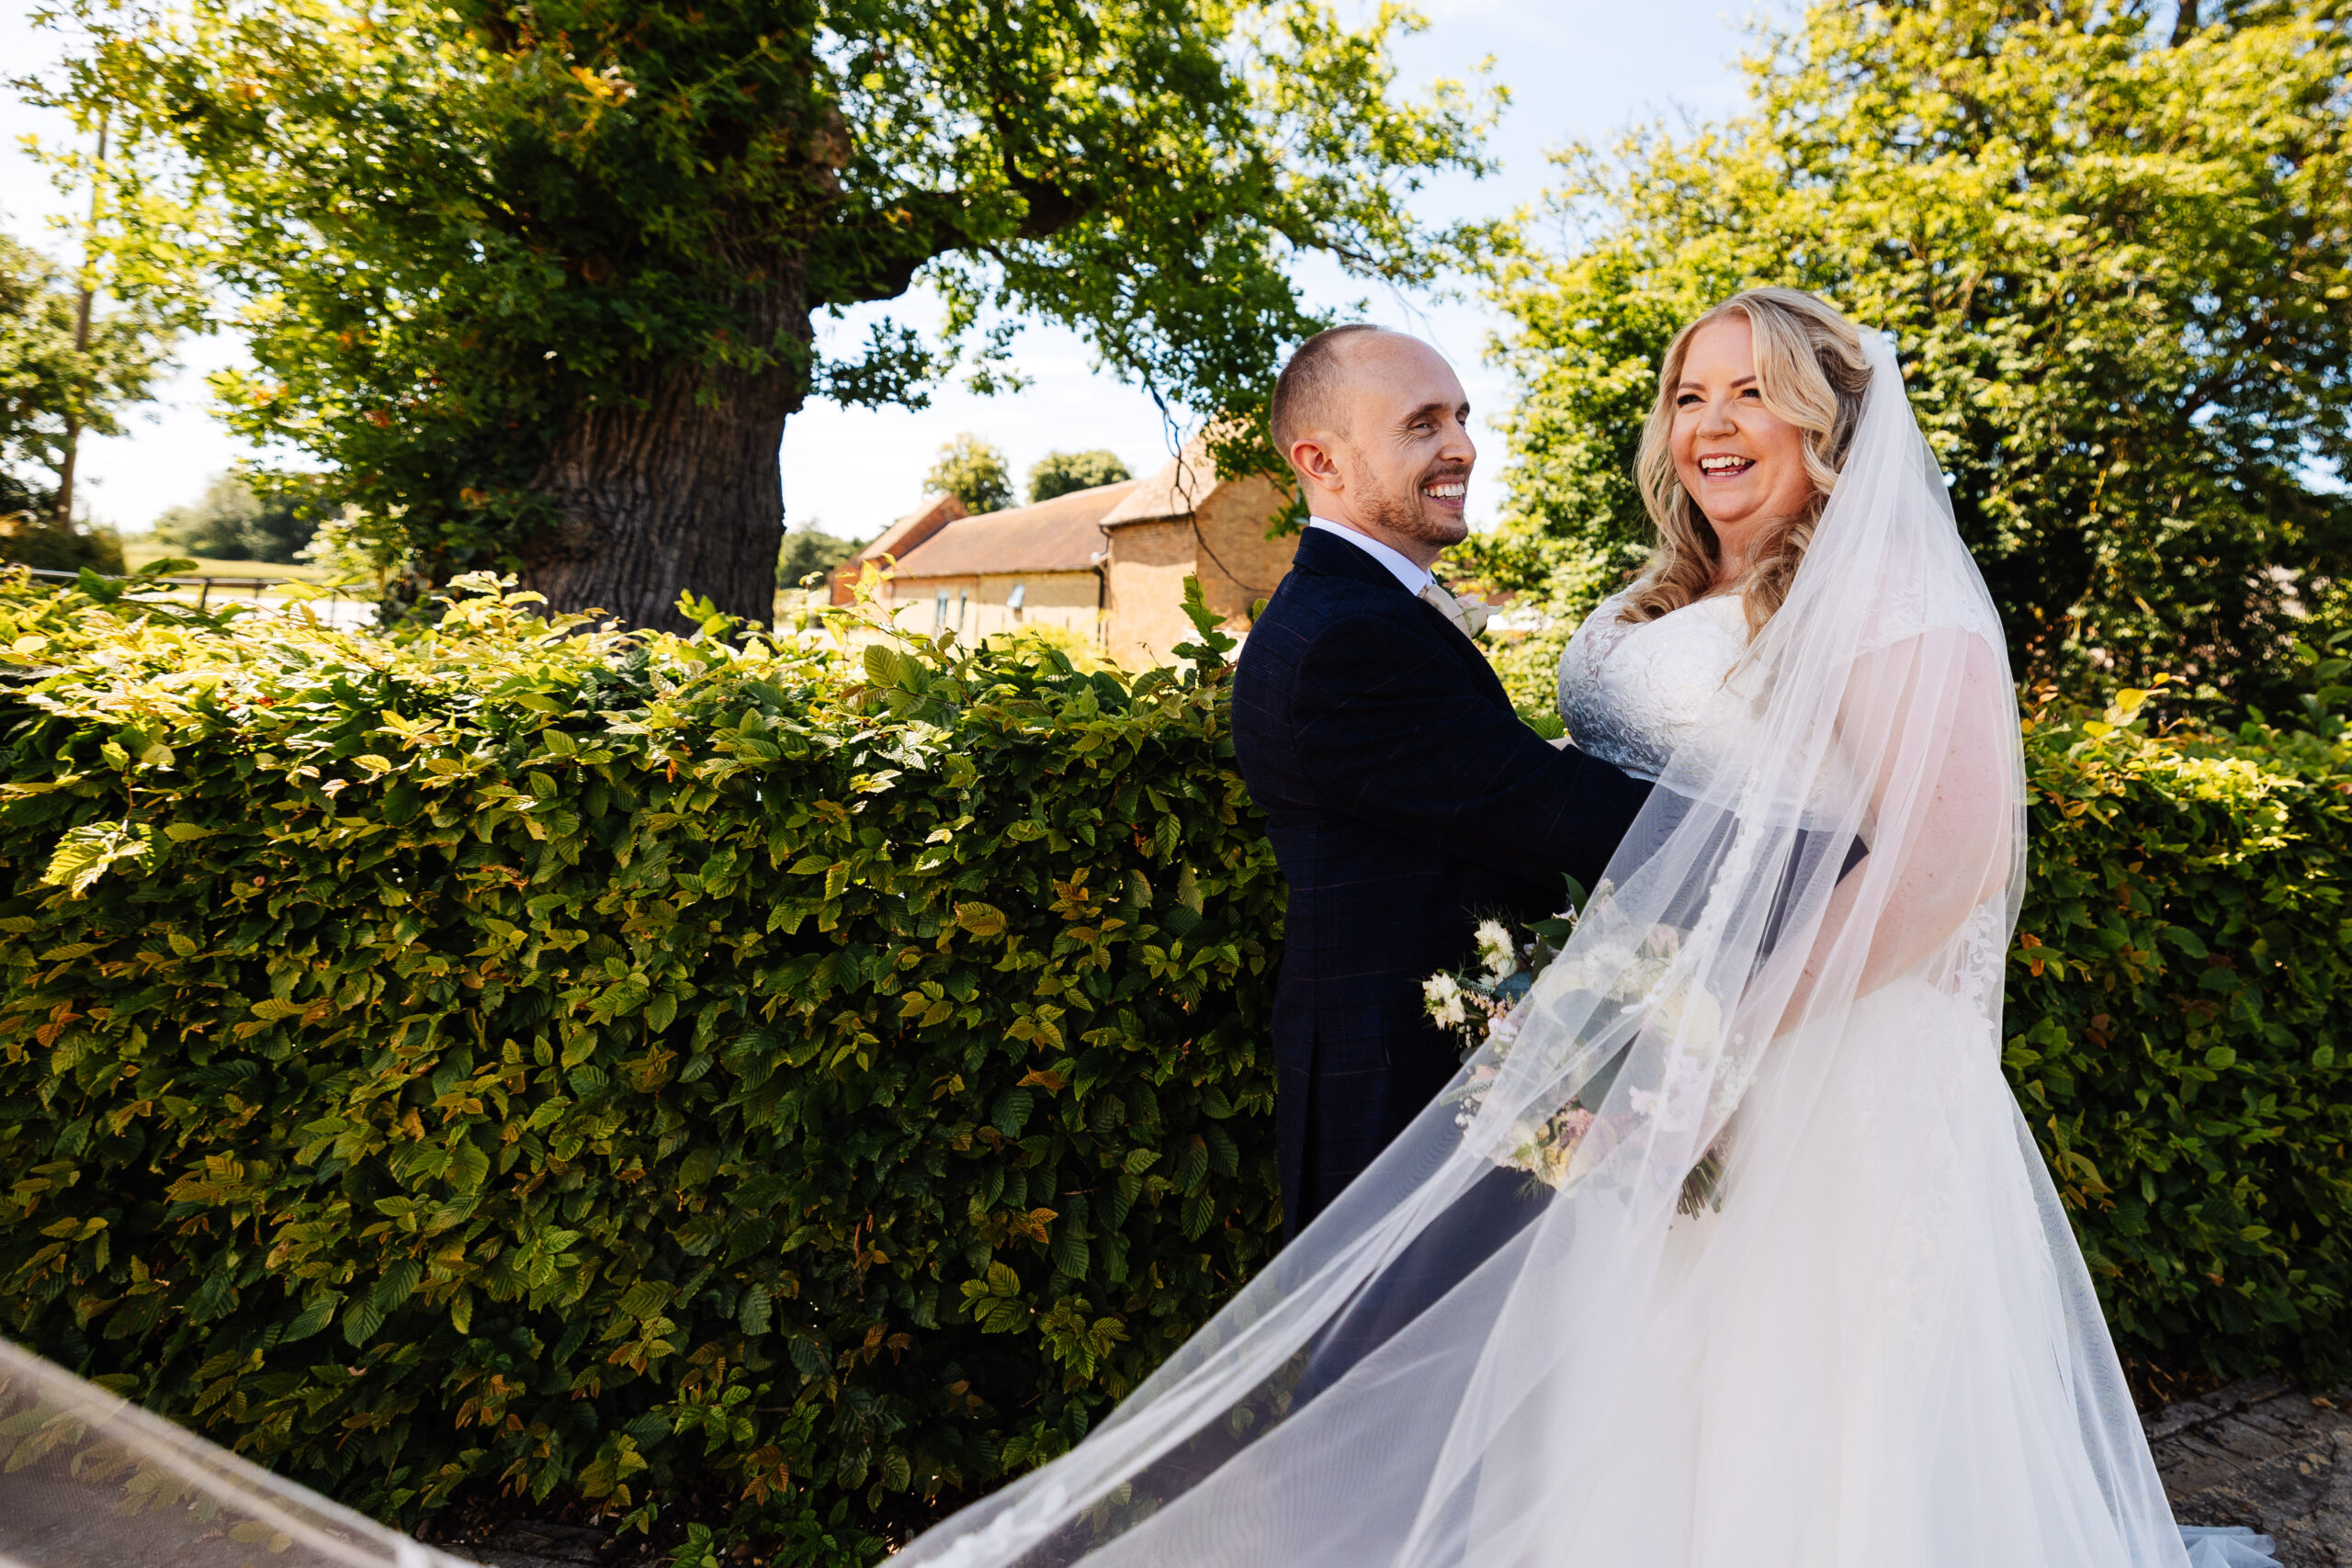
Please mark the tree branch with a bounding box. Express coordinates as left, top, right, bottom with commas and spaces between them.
804, 192, 982, 308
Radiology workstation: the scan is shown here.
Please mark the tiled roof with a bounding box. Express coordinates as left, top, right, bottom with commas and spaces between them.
854, 492, 966, 566
890, 479, 1138, 579
1098, 445, 1219, 526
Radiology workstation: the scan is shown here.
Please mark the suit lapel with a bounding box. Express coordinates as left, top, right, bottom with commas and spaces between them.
1408, 588, 1512, 707
1291, 528, 1513, 711
1430, 608, 1511, 707
1292, 526, 1405, 590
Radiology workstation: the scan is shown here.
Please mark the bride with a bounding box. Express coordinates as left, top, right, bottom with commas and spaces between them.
0, 292, 2280, 1568
885, 289, 2278, 1567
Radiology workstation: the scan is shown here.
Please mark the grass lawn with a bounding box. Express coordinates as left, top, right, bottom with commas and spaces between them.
121, 536, 327, 582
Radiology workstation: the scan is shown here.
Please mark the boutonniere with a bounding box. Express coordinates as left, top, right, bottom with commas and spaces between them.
1419, 582, 1490, 639
1453, 592, 1490, 638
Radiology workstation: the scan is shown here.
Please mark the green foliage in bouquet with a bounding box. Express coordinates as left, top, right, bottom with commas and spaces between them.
2008, 663, 2352, 1387
0, 572, 1280, 1553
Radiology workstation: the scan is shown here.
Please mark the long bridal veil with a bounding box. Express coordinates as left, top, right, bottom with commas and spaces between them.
0, 1336, 469, 1566
896, 332, 2241, 1568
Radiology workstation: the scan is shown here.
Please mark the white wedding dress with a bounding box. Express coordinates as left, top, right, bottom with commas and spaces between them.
1550, 588, 2278, 1568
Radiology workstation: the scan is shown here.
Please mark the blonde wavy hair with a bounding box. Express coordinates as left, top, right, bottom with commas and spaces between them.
1623, 288, 1873, 635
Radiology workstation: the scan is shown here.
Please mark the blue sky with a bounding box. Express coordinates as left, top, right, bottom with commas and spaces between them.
0, 1, 1770, 539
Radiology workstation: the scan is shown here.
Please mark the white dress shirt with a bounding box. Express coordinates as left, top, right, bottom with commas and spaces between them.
1306, 517, 1435, 596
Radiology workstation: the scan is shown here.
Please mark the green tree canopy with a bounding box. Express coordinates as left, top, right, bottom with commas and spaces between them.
924, 434, 1013, 516
0, 230, 174, 527
1471, 0, 2352, 706
153, 472, 319, 565
1027, 447, 1132, 503
775, 518, 863, 588
39, 0, 1498, 630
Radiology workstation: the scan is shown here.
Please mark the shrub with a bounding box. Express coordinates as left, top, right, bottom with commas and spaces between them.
986, 622, 1112, 674
0, 573, 1280, 1553
2008, 674, 2352, 1388
0, 511, 126, 576
776, 525, 864, 591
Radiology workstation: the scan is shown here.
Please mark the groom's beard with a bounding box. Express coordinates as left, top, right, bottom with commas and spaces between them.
1358, 467, 1471, 552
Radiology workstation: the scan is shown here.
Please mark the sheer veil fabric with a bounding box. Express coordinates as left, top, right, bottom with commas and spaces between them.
0, 1337, 471, 1568
898, 333, 2271, 1568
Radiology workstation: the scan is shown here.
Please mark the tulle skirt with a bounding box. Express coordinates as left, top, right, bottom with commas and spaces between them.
910, 980, 2278, 1568
1468, 980, 2271, 1567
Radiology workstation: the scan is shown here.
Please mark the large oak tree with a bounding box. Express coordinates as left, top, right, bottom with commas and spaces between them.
39, 0, 1496, 627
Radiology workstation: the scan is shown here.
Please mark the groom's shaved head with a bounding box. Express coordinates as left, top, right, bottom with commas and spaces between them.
1268, 324, 1475, 570
1270, 324, 1389, 454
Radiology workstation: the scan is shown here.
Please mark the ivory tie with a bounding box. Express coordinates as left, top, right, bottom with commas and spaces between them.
1418, 581, 1488, 639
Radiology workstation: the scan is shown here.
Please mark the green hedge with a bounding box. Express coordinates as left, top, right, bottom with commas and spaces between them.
0, 574, 1282, 1555
2007, 677, 2352, 1382
0, 574, 2346, 1559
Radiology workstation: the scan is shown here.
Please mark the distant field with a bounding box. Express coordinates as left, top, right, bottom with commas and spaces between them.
121, 537, 327, 582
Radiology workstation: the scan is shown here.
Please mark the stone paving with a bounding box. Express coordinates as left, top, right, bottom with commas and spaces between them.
459, 1518, 616, 1567
2151, 1382, 2352, 1566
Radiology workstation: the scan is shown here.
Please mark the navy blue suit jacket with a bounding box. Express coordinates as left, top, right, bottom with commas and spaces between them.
1232, 528, 1652, 1235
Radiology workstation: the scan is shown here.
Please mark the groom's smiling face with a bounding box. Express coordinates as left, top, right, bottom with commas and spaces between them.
1283, 332, 1476, 569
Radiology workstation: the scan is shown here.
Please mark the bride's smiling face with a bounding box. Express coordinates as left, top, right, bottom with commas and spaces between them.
1670, 317, 1816, 566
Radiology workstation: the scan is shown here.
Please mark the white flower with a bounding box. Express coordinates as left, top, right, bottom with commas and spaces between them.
1553, 938, 1641, 993
1475, 919, 1518, 980
1648, 982, 1726, 1055
1423, 972, 1466, 1028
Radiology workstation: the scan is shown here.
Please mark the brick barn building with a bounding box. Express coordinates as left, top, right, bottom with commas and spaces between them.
831, 441, 1297, 668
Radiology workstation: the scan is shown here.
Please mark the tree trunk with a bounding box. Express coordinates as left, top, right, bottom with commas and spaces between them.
521, 265, 810, 634
54, 120, 106, 532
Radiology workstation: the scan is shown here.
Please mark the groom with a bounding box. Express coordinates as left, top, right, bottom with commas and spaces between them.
1233, 325, 1653, 1238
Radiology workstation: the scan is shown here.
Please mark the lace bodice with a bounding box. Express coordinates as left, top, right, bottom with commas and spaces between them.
1556, 590, 1754, 782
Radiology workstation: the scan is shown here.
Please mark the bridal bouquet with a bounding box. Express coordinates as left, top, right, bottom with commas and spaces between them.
1424, 889, 1729, 1216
